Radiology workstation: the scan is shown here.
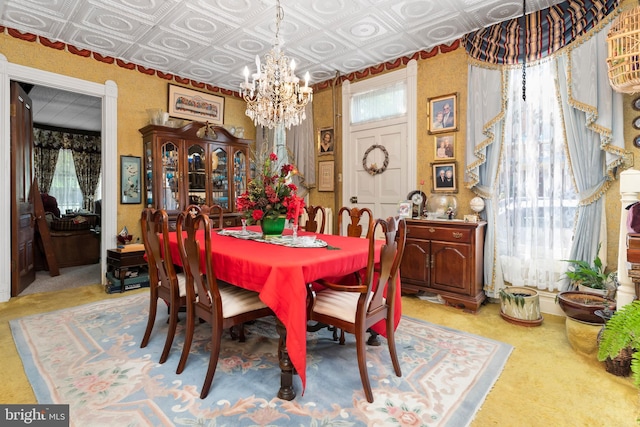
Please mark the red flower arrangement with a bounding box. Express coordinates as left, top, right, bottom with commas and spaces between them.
236, 151, 305, 224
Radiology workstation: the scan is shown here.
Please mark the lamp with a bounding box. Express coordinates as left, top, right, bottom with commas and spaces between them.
240, 0, 312, 129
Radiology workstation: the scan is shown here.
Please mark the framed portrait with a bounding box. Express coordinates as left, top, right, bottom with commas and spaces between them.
432, 161, 458, 193
168, 84, 224, 125
121, 155, 141, 204
434, 134, 455, 160
428, 93, 458, 134
398, 201, 412, 218
318, 160, 335, 192
318, 127, 334, 155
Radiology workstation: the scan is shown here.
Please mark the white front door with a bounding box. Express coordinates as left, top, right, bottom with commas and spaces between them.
345, 123, 408, 221
340, 61, 417, 229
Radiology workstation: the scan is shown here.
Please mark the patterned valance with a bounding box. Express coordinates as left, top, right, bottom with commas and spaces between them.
33, 128, 101, 154
464, 0, 620, 65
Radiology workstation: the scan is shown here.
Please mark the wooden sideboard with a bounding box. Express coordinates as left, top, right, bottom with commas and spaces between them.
400, 219, 486, 312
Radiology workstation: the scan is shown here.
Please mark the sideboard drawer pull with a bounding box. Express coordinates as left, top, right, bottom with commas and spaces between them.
429, 228, 435, 233
452, 232, 463, 239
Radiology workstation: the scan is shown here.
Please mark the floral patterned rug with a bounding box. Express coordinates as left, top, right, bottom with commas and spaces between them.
11, 294, 512, 427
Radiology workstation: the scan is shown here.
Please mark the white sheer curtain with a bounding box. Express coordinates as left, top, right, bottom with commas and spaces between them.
497, 61, 578, 291
49, 149, 84, 213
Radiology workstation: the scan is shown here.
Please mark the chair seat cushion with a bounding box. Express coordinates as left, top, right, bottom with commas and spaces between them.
219, 284, 267, 318
176, 272, 187, 297
313, 290, 360, 323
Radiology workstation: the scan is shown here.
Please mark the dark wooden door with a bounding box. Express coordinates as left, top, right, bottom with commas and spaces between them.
11, 81, 35, 296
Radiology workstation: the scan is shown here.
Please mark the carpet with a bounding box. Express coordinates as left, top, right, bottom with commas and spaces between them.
10, 294, 513, 427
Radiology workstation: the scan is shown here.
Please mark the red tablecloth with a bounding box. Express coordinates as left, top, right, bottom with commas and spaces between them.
166, 227, 401, 392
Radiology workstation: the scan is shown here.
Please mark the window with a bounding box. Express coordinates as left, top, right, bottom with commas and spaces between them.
48, 149, 84, 213
350, 81, 406, 124
497, 61, 578, 290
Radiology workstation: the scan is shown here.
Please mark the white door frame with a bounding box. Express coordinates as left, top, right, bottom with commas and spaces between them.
341, 60, 417, 211
0, 54, 118, 302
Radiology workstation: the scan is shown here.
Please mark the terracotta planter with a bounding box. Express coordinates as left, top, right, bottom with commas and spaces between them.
499, 287, 543, 327
556, 291, 615, 324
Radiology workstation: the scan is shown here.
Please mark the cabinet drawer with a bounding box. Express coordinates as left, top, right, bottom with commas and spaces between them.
407, 225, 472, 243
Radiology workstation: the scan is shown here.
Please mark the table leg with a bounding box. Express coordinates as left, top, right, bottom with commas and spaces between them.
275, 318, 296, 400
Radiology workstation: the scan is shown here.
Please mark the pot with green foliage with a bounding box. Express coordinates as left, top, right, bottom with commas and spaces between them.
562, 243, 617, 296
499, 286, 543, 326
597, 300, 640, 382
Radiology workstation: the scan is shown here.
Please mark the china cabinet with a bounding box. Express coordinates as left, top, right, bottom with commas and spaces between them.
400, 219, 486, 312
139, 122, 251, 228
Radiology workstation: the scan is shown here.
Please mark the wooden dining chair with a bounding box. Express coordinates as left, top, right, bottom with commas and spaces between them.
330, 206, 375, 344
338, 206, 374, 238
184, 204, 224, 229
302, 205, 326, 233
175, 209, 273, 398
139, 208, 188, 365
307, 216, 407, 403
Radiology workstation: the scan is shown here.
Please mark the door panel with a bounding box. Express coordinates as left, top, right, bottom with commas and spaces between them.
431, 241, 471, 294
11, 81, 35, 296
348, 123, 407, 220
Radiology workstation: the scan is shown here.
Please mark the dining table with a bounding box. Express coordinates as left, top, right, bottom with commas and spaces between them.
165, 225, 401, 400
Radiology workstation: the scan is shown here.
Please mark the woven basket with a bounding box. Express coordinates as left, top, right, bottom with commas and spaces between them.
597, 327, 634, 377
607, 6, 640, 94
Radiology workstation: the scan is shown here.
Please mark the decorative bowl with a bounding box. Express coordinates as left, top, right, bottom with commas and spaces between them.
556, 291, 615, 324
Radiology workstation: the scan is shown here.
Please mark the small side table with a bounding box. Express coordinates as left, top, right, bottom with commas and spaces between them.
105, 248, 150, 293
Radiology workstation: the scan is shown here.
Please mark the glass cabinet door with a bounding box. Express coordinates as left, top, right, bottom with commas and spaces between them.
144, 141, 153, 207
187, 143, 206, 207
160, 140, 180, 211
211, 146, 228, 209
233, 149, 247, 206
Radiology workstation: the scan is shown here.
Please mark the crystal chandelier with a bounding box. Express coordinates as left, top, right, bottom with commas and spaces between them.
240, 0, 312, 129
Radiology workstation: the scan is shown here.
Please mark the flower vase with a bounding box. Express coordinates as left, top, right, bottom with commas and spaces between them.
260, 216, 286, 238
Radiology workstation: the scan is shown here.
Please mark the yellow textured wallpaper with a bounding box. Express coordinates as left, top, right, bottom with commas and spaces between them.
0, 31, 254, 238
2, 25, 638, 269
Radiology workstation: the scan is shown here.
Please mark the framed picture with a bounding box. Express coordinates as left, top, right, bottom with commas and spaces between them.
428, 93, 458, 134
434, 134, 455, 160
318, 127, 334, 155
168, 84, 224, 125
398, 201, 412, 218
121, 155, 141, 204
432, 161, 457, 193
318, 160, 335, 192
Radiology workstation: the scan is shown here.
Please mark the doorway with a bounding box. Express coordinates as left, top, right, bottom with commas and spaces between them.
0, 54, 118, 302
341, 60, 418, 220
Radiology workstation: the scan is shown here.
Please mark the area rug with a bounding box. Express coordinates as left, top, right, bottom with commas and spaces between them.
11, 294, 512, 427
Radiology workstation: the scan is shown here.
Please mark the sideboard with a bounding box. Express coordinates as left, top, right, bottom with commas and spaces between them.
400, 219, 487, 312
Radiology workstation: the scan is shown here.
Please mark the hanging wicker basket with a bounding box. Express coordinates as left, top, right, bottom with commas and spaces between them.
607, 6, 640, 94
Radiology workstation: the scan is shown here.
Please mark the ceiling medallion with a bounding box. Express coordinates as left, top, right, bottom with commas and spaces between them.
239, 0, 313, 129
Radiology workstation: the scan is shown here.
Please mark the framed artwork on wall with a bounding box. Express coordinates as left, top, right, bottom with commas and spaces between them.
432, 161, 457, 193
434, 133, 455, 160
121, 155, 141, 204
318, 160, 335, 192
168, 84, 224, 125
428, 93, 458, 134
318, 127, 334, 155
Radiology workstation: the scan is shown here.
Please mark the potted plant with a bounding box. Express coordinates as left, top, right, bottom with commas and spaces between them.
562, 243, 617, 296
498, 287, 543, 326
597, 300, 640, 383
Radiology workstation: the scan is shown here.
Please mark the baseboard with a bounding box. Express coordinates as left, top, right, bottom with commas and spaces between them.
538, 290, 564, 317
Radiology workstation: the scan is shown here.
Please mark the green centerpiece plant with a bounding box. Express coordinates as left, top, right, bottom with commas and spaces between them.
236, 147, 304, 229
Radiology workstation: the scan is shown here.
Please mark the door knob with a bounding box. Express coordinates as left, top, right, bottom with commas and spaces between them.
350, 196, 358, 203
